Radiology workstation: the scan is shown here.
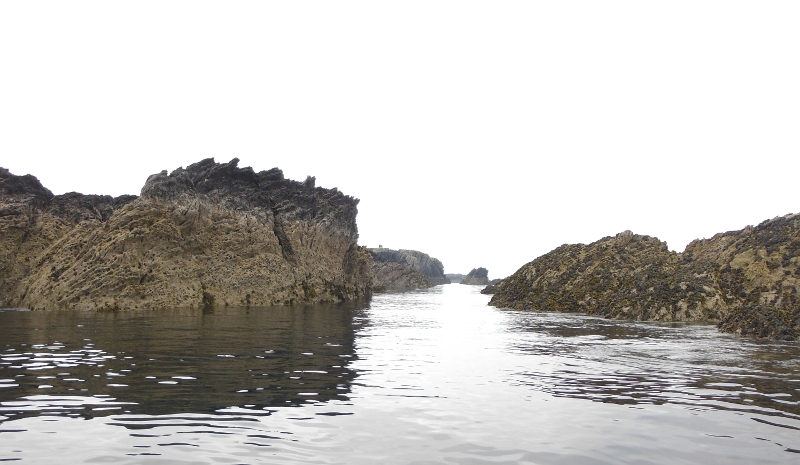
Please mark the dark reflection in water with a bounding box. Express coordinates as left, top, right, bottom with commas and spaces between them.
0, 301, 366, 422
504, 311, 800, 421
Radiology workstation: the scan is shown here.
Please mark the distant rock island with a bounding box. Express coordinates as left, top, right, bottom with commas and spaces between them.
490, 216, 800, 340
0, 159, 372, 310
445, 273, 466, 283
368, 248, 450, 292
461, 267, 489, 285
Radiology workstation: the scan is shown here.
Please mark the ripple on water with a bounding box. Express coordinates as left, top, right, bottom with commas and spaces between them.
0, 291, 799, 463
502, 312, 800, 422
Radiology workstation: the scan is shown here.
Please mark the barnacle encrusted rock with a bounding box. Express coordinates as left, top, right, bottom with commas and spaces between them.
0, 158, 372, 310
489, 217, 800, 340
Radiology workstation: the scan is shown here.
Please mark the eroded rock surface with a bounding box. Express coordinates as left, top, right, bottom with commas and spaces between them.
480, 279, 505, 294
368, 248, 449, 292
461, 267, 489, 285
0, 159, 372, 310
489, 218, 800, 340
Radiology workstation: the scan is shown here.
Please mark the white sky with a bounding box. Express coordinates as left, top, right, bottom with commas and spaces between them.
1, 1, 798, 279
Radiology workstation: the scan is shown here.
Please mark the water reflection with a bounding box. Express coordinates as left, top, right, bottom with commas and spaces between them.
2, 287, 800, 464
0, 302, 365, 421
504, 311, 800, 420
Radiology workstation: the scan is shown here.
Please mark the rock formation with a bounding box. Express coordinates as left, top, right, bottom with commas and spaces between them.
480, 278, 505, 294
461, 267, 489, 285
0, 159, 372, 310
368, 248, 450, 292
445, 273, 466, 283
489, 216, 800, 340
370, 260, 433, 293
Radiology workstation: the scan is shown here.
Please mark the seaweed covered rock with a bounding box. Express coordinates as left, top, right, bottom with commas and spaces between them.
488, 232, 718, 320
0, 159, 372, 310
489, 218, 800, 340
683, 215, 800, 340
461, 267, 489, 285
480, 278, 506, 294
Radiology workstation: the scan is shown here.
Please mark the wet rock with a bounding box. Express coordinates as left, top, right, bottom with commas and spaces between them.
480, 278, 506, 294
0, 159, 372, 310
489, 216, 800, 340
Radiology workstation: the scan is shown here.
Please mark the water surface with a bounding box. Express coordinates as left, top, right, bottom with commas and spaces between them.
1, 285, 799, 464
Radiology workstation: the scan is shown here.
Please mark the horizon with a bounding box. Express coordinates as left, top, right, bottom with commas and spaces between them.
2, 1, 798, 279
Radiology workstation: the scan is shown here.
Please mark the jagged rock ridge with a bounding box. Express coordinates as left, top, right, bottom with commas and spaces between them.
368, 248, 450, 292
461, 267, 489, 285
0, 159, 372, 310
489, 217, 800, 340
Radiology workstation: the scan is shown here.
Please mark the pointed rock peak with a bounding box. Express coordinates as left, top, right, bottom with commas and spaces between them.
615, 230, 634, 247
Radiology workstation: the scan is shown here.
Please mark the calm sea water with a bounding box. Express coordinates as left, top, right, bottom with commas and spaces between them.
1, 284, 799, 464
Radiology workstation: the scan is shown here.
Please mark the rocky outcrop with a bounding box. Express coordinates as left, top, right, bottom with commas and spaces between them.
489, 216, 800, 340
683, 216, 800, 339
368, 248, 450, 285
445, 273, 465, 283
367, 248, 450, 292
461, 267, 489, 285
480, 279, 505, 294
0, 159, 372, 310
370, 260, 433, 293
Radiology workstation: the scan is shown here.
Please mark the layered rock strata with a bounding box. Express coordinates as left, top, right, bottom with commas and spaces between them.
461, 267, 489, 285
368, 248, 450, 292
0, 159, 372, 310
489, 217, 800, 340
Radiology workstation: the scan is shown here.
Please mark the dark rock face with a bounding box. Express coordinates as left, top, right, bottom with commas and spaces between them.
489, 217, 800, 340
367, 248, 450, 292
0, 159, 372, 310
461, 268, 489, 285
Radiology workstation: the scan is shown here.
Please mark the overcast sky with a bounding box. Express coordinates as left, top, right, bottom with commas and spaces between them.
2, 1, 798, 278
